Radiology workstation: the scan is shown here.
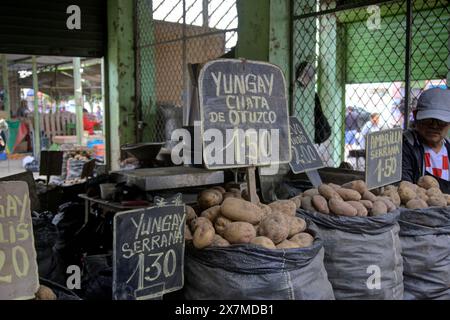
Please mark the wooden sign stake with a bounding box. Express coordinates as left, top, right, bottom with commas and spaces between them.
246, 166, 258, 204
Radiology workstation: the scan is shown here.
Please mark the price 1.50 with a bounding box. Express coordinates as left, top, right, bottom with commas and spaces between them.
374, 157, 397, 183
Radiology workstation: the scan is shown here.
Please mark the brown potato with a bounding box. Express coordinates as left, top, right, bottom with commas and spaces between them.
214, 216, 232, 237
398, 186, 417, 205
359, 200, 374, 210
251, 236, 276, 249
185, 205, 198, 224
221, 198, 263, 225
210, 234, 230, 247
377, 196, 397, 212
185, 224, 193, 241
258, 213, 290, 244
418, 176, 440, 190
342, 180, 368, 195
287, 216, 307, 237
258, 203, 272, 217
268, 200, 297, 217
318, 184, 342, 200
223, 192, 242, 200
290, 196, 302, 209
328, 183, 342, 190
336, 188, 362, 201
301, 196, 315, 212
276, 240, 299, 249
347, 201, 368, 217
190, 217, 213, 233
427, 187, 443, 197
383, 190, 401, 207
329, 198, 358, 216
303, 188, 320, 197
193, 222, 215, 249
200, 205, 222, 223
446, 194, 450, 206
211, 186, 226, 194
385, 185, 398, 192
406, 199, 428, 209
371, 200, 388, 216
312, 195, 330, 214
362, 190, 377, 202
290, 232, 314, 248
35, 285, 57, 300
241, 189, 260, 203
399, 181, 417, 191
223, 222, 256, 244
198, 189, 223, 210
427, 196, 447, 207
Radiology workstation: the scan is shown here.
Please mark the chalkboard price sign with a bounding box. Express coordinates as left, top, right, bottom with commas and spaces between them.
0, 182, 39, 300
199, 59, 291, 169
289, 116, 324, 174
365, 128, 403, 190
113, 205, 186, 300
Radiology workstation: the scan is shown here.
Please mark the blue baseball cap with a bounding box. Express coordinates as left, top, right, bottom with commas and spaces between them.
416, 88, 450, 122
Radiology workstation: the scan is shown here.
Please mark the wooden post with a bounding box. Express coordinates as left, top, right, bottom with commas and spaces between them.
73, 58, 83, 145
1, 54, 10, 120
246, 166, 259, 204
32, 56, 41, 160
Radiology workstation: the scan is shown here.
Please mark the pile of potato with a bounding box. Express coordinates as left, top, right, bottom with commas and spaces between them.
185, 186, 314, 250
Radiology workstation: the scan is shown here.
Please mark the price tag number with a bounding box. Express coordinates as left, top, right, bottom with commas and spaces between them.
0, 247, 30, 283
293, 145, 317, 165
375, 157, 397, 183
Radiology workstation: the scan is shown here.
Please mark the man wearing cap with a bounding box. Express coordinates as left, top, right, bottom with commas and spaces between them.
402, 88, 450, 192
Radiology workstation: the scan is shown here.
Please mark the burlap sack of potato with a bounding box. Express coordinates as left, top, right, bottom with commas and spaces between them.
299, 210, 403, 300
183, 221, 335, 300
399, 207, 450, 300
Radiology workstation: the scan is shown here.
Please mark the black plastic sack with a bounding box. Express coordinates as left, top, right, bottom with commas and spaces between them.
80, 254, 113, 300
299, 210, 404, 300
184, 225, 335, 300
399, 207, 450, 300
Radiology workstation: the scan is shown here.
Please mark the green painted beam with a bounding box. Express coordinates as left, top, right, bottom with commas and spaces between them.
1, 54, 10, 120
107, 0, 136, 170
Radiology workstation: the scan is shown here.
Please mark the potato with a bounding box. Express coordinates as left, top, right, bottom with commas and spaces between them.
303, 188, 320, 197
190, 217, 213, 233
35, 285, 57, 300
418, 176, 440, 190
223, 222, 256, 244
287, 216, 307, 237
342, 180, 368, 195
406, 199, 428, 209
223, 192, 242, 200
258, 213, 290, 244
301, 196, 315, 212
185, 205, 197, 224
211, 186, 226, 194
385, 185, 398, 192
290, 196, 302, 209
446, 194, 450, 206
417, 192, 429, 202
371, 200, 388, 216
214, 216, 232, 237
426, 187, 443, 197
377, 197, 396, 212
383, 190, 401, 207
318, 184, 342, 200
362, 190, 377, 202
198, 189, 223, 210
290, 232, 314, 248
200, 205, 222, 223
329, 198, 357, 216
251, 236, 276, 249
241, 189, 260, 203
193, 223, 215, 249
258, 203, 272, 217
221, 198, 263, 225
268, 200, 297, 217
312, 195, 330, 214
359, 200, 373, 210
336, 188, 362, 201
276, 240, 299, 249
399, 181, 418, 191
185, 224, 193, 241
347, 201, 368, 217
398, 186, 417, 205
210, 234, 230, 247
427, 196, 447, 207
328, 183, 342, 190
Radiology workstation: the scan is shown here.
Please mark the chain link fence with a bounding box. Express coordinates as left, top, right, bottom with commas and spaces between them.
135, 0, 238, 143
292, 0, 449, 170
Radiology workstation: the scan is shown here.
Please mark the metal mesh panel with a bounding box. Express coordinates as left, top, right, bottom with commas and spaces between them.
136, 0, 238, 142
293, 0, 449, 170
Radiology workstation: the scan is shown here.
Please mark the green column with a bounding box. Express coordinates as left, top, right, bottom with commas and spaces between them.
107, 0, 136, 170
1, 54, 10, 120
73, 58, 84, 145
32, 56, 40, 160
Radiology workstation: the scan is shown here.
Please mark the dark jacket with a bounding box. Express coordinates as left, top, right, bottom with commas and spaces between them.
402, 129, 450, 193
